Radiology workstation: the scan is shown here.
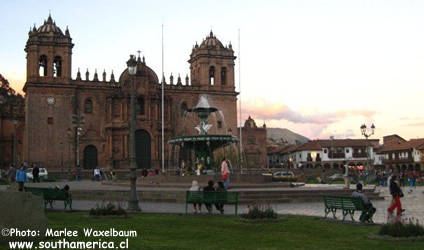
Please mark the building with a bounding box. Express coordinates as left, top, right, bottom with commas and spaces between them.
23, 15, 238, 171
268, 139, 379, 169
0, 74, 25, 167
239, 116, 267, 168
376, 135, 424, 170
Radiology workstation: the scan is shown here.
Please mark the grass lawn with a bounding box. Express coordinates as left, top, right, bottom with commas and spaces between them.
2, 212, 424, 250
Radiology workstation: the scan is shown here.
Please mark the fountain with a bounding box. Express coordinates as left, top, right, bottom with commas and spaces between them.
168, 96, 239, 171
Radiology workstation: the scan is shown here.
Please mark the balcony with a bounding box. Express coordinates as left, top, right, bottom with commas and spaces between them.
352, 153, 367, 158
328, 153, 345, 159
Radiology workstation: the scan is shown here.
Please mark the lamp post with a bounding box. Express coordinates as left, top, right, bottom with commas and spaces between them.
127, 55, 141, 211
360, 123, 375, 172
13, 118, 17, 167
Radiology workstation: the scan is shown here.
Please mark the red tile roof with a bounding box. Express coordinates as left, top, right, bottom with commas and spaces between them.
379, 138, 424, 152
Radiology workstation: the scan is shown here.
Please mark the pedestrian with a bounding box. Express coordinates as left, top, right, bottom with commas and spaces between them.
8, 164, 16, 183
93, 167, 101, 181
111, 171, 117, 182
189, 180, 202, 214
388, 174, 404, 222
203, 180, 215, 214
15, 164, 28, 192
221, 157, 231, 189
180, 160, 186, 176
343, 161, 350, 189
32, 164, 40, 183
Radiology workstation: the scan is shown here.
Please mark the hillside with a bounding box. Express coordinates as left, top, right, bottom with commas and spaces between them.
267, 127, 309, 145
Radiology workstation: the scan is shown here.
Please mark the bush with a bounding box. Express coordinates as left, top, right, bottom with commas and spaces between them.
379, 218, 424, 238
0, 179, 9, 185
240, 204, 277, 220
89, 201, 127, 217
305, 176, 320, 184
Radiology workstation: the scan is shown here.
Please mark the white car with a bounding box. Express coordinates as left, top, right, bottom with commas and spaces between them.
26, 168, 48, 180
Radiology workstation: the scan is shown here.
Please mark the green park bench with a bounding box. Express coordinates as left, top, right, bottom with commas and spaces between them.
186, 191, 239, 215
24, 187, 72, 210
323, 196, 374, 222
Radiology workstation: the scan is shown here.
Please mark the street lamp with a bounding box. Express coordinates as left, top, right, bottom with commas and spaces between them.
13, 119, 18, 167
360, 123, 375, 172
127, 54, 141, 211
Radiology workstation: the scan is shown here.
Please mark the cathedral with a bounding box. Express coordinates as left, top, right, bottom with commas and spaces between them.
23, 15, 239, 171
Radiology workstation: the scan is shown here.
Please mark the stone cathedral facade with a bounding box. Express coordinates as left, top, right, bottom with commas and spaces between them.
23, 15, 238, 170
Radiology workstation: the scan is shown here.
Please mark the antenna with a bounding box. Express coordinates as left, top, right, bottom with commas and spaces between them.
238, 28, 243, 174
161, 22, 165, 173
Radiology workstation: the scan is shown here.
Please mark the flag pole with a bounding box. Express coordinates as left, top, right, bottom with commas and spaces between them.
161, 23, 165, 173
238, 28, 243, 174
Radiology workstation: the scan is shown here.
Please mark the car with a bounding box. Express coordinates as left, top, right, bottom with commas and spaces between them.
272, 171, 297, 182
26, 168, 48, 180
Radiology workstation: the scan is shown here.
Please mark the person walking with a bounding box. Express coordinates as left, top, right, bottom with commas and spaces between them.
388, 174, 404, 222
343, 161, 350, 189
15, 164, 28, 192
32, 164, 40, 183
189, 180, 202, 214
221, 157, 231, 189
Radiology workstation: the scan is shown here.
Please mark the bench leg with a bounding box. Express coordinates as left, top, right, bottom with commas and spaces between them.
342, 210, 348, 221
331, 208, 337, 219
325, 208, 330, 218
349, 210, 355, 221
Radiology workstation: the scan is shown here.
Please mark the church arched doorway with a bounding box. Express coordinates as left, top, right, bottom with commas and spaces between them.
83, 145, 98, 169
135, 129, 151, 169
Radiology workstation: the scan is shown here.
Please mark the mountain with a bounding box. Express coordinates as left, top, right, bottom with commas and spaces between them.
267, 127, 310, 145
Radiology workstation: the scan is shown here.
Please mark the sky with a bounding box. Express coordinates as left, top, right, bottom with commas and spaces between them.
1, 0, 424, 141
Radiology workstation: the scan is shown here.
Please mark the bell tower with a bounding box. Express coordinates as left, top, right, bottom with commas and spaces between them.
188, 31, 236, 90
25, 14, 73, 84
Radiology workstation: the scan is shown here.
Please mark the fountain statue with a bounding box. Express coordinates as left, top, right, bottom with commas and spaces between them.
168, 96, 239, 171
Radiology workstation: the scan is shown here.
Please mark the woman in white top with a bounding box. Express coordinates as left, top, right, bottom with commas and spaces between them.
189, 180, 202, 213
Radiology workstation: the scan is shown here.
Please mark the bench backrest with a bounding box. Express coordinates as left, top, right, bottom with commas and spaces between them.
186, 191, 238, 203
324, 196, 364, 210
24, 187, 68, 200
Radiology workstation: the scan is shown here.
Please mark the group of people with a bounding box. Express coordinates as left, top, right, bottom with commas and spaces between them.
189, 180, 227, 214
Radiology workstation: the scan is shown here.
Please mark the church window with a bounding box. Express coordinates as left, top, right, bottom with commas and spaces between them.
39, 55, 48, 77
217, 121, 222, 128
209, 66, 215, 85
84, 99, 93, 113
137, 96, 145, 115
221, 67, 227, 85
47, 117, 53, 124
53, 56, 62, 77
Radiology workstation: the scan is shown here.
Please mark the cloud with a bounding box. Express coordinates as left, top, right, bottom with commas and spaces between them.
241, 98, 377, 139
242, 98, 376, 125
405, 122, 424, 127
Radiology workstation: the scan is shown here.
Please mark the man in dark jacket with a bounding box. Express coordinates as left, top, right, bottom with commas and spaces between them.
352, 183, 376, 222
203, 180, 215, 214
32, 164, 40, 182
388, 174, 404, 218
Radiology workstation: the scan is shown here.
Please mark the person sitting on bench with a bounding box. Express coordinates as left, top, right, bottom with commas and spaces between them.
352, 183, 376, 222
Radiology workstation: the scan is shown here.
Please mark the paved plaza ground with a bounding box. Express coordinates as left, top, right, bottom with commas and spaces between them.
2, 181, 423, 224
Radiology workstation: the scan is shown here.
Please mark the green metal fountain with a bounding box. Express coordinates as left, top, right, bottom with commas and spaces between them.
168, 96, 239, 170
